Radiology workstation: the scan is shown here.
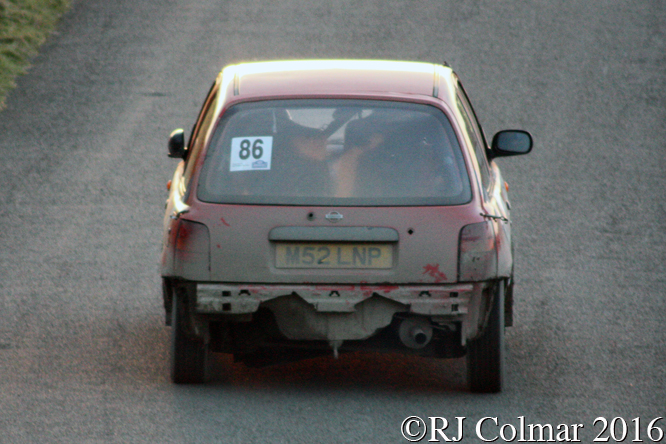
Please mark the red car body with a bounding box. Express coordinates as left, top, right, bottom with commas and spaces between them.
161, 60, 532, 392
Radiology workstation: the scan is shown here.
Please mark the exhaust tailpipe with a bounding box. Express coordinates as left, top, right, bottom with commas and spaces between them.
399, 317, 433, 349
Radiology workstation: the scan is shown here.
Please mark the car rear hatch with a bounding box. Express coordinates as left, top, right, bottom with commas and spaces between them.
191, 98, 476, 285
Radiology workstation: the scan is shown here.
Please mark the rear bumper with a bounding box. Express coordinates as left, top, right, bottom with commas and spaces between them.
193, 282, 492, 344
196, 282, 474, 316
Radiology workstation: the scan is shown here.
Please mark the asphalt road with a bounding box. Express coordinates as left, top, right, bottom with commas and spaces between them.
0, 0, 664, 442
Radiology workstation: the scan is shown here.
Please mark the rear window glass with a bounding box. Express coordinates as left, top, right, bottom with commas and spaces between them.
197, 99, 471, 206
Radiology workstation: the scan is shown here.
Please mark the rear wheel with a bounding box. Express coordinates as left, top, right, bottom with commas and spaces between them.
171, 293, 208, 384
467, 282, 505, 393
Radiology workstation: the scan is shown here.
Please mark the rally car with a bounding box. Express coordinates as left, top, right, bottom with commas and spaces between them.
161, 60, 532, 392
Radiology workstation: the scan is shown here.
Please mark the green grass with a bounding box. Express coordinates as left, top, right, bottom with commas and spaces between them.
0, 0, 70, 110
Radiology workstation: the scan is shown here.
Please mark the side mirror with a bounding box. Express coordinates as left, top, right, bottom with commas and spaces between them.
490, 130, 533, 158
167, 129, 187, 159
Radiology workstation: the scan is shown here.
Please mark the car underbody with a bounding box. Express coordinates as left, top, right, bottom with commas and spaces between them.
163, 277, 509, 367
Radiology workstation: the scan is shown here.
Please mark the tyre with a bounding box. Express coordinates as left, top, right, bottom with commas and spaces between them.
171, 292, 208, 384
467, 282, 505, 393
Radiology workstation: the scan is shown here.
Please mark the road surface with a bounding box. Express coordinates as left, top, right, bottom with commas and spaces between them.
0, 0, 664, 442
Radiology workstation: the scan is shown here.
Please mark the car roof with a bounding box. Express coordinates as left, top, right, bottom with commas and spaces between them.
220, 60, 456, 100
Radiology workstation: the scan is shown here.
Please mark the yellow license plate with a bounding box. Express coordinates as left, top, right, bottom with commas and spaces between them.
275, 243, 393, 269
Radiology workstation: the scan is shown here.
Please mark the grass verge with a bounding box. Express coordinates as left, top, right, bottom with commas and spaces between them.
0, 0, 70, 110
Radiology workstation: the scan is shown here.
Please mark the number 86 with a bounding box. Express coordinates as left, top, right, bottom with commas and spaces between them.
239, 139, 264, 160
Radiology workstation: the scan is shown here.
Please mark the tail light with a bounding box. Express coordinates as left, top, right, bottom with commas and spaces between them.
458, 221, 497, 282
174, 219, 210, 280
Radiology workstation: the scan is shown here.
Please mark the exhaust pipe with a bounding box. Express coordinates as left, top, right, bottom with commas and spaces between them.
399, 317, 433, 349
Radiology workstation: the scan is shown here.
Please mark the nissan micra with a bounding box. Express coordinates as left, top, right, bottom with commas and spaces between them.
161, 60, 532, 392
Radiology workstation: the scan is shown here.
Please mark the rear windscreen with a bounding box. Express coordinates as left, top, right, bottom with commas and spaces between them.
197, 99, 471, 206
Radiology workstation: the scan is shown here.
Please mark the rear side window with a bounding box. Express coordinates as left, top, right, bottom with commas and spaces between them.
197, 100, 471, 206
456, 91, 492, 194
183, 85, 219, 190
